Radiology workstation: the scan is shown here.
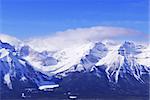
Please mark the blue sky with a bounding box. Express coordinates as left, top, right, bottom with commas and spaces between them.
1, 0, 149, 39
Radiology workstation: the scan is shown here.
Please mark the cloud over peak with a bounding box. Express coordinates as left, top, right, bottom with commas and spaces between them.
27, 26, 147, 51
56, 26, 143, 40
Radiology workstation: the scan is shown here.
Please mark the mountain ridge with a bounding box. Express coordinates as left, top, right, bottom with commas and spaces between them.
0, 36, 149, 99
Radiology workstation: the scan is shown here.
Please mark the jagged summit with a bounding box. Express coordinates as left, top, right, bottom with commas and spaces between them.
95, 41, 149, 83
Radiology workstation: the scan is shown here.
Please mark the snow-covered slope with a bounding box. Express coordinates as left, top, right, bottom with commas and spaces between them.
135, 45, 150, 66
0, 41, 59, 91
24, 42, 94, 75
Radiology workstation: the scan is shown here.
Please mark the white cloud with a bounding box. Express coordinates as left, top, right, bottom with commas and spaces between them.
27, 26, 146, 51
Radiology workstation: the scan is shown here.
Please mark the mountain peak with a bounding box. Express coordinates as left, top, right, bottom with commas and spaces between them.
0, 34, 24, 50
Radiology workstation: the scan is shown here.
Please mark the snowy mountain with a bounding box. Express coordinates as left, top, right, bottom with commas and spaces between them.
26, 40, 149, 79
95, 42, 150, 83
0, 40, 60, 92
0, 34, 149, 99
